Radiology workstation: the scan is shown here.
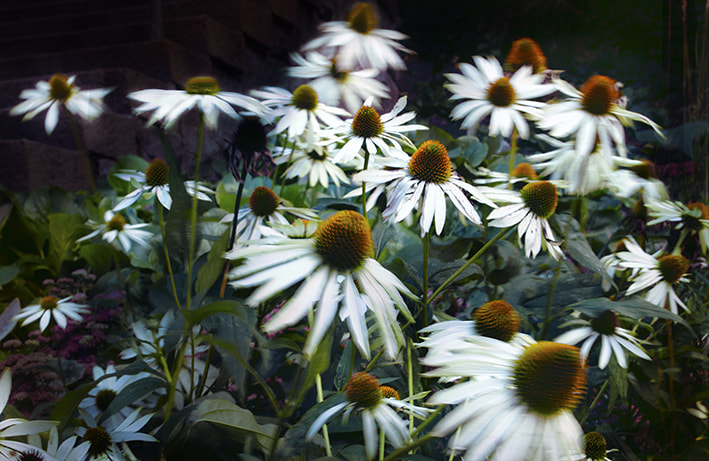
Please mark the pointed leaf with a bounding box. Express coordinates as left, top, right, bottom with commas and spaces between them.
98, 377, 166, 425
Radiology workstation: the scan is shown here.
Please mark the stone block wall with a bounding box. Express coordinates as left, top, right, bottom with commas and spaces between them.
0, 0, 398, 192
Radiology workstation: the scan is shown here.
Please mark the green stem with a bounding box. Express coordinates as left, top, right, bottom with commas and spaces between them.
412, 405, 443, 438
63, 105, 96, 193
539, 210, 574, 339
379, 427, 386, 461
407, 339, 415, 435
194, 335, 214, 399
316, 373, 333, 457
422, 231, 430, 327
361, 145, 371, 220
165, 112, 205, 420
507, 129, 519, 189
428, 227, 513, 304
364, 348, 385, 372
539, 261, 563, 340
278, 140, 296, 195
381, 434, 435, 461
185, 112, 205, 312
158, 202, 182, 310
579, 380, 609, 426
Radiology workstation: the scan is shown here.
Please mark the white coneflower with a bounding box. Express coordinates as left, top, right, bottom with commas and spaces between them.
128, 76, 267, 130
423, 335, 587, 461
227, 210, 415, 359
445, 56, 554, 138
14, 295, 89, 332
287, 51, 390, 114
10, 73, 111, 135
486, 181, 564, 260
77, 210, 152, 254
646, 200, 709, 254
250, 84, 349, 141
555, 310, 650, 369
614, 236, 691, 314
113, 158, 212, 211
350, 140, 495, 236
301, 2, 413, 71
307, 372, 428, 460
326, 96, 427, 163
220, 186, 317, 243
538, 75, 663, 158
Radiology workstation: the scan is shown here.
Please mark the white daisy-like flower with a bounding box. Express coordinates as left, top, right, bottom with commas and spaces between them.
599, 238, 640, 292
528, 134, 641, 196
287, 51, 390, 114
112, 158, 213, 211
566, 431, 617, 461
128, 76, 267, 130
486, 180, 564, 260
79, 364, 149, 421
10, 73, 112, 135
555, 310, 650, 369
26, 426, 90, 461
613, 236, 691, 314
538, 75, 663, 158
445, 56, 554, 139
13, 295, 89, 332
119, 310, 174, 368
273, 138, 355, 189
256, 219, 321, 242
220, 186, 318, 243
326, 96, 427, 163
0, 368, 58, 460
418, 300, 523, 369
474, 162, 544, 189
75, 408, 157, 461
307, 372, 428, 460
646, 200, 709, 254
77, 210, 152, 254
350, 140, 496, 236
250, 85, 349, 141
302, 2, 412, 71
423, 334, 587, 461
119, 311, 217, 409
606, 160, 669, 203
226, 210, 416, 359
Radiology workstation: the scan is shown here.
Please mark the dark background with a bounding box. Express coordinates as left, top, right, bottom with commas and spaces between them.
0, 0, 705, 199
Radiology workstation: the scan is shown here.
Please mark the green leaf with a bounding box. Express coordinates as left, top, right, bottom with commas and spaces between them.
0, 203, 12, 236
566, 296, 691, 331
182, 299, 249, 325
191, 397, 279, 454
0, 298, 20, 341
607, 354, 628, 412
565, 230, 615, 290
160, 129, 193, 265
99, 377, 166, 425
481, 239, 521, 286
79, 243, 115, 274
46, 213, 86, 275
50, 381, 101, 430
448, 135, 487, 168
195, 230, 229, 295
107, 155, 150, 193
0, 264, 19, 285
303, 328, 334, 398
284, 393, 347, 450
428, 257, 483, 288
334, 340, 354, 391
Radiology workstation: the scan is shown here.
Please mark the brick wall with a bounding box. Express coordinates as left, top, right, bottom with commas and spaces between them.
0, 0, 399, 192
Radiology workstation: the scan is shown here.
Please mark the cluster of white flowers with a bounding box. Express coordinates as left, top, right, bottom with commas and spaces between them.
6, 2, 701, 461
